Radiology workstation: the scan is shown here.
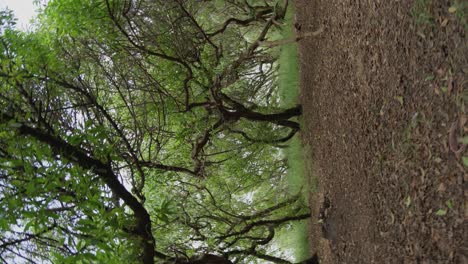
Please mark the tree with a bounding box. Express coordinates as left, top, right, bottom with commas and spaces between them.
0, 1, 309, 263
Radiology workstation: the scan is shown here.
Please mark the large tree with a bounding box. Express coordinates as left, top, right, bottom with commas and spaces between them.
0, 1, 311, 263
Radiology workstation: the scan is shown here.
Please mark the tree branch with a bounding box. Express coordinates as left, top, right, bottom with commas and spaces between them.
0, 112, 156, 264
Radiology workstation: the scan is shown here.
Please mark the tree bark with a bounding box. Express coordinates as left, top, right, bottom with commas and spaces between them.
297, 254, 319, 264
189, 254, 233, 264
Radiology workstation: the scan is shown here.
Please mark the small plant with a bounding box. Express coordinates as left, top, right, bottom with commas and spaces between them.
450, 0, 467, 30
435, 208, 447, 216
435, 200, 455, 216
411, 0, 434, 26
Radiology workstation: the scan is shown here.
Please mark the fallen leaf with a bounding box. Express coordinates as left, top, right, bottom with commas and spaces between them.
433, 84, 440, 95
461, 115, 467, 128
446, 200, 453, 209
395, 96, 404, 105
431, 228, 441, 242
449, 121, 466, 159
448, 6, 457, 13
435, 209, 447, 216
424, 75, 435, 81
389, 212, 395, 224
463, 156, 468, 167
437, 183, 446, 192
405, 196, 412, 207
440, 18, 449, 27
417, 31, 426, 39
447, 76, 453, 95
459, 137, 468, 144
441, 86, 448, 93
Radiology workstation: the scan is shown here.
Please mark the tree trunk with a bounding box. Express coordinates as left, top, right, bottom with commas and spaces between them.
189, 254, 233, 264
296, 254, 319, 264
221, 105, 302, 126
237, 105, 302, 122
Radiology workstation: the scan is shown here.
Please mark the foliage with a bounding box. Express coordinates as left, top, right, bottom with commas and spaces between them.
0, 0, 308, 263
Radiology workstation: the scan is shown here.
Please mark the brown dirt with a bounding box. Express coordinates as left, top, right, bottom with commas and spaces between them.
295, 0, 467, 263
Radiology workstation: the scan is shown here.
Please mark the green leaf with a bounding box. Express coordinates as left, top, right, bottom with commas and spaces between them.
78, 218, 95, 227
77, 240, 86, 251
424, 75, 435, 81
462, 156, 468, 167
96, 241, 112, 251
459, 136, 468, 144
24, 220, 35, 232
435, 209, 447, 216
0, 218, 9, 230
85, 119, 93, 128
395, 96, 404, 105
158, 214, 169, 223
68, 135, 83, 146
45, 210, 59, 219
405, 196, 411, 207
59, 195, 74, 203
445, 199, 453, 209
81, 253, 97, 260
7, 197, 20, 208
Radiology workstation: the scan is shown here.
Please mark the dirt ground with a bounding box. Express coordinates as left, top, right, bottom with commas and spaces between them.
295, 0, 467, 263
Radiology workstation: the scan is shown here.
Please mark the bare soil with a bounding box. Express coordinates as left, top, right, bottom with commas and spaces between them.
295, 0, 467, 263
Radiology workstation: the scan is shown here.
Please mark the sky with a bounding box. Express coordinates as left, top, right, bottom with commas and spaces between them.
0, 0, 38, 30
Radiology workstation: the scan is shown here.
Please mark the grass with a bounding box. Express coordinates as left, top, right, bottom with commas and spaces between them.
451, 0, 468, 30
284, 138, 306, 196
411, 0, 466, 28
278, 9, 300, 108
275, 2, 313, 263
410, 0, 433, 25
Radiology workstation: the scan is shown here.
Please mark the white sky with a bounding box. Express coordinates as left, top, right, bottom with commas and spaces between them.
0, 0, 37, 30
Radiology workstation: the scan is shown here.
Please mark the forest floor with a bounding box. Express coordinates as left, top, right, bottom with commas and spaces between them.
295, 0, 467, 263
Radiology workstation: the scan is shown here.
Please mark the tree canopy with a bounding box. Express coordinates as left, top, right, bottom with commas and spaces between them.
0, 1, 309, 263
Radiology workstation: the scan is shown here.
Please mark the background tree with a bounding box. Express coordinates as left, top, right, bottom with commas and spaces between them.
0, 0, 310, 263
